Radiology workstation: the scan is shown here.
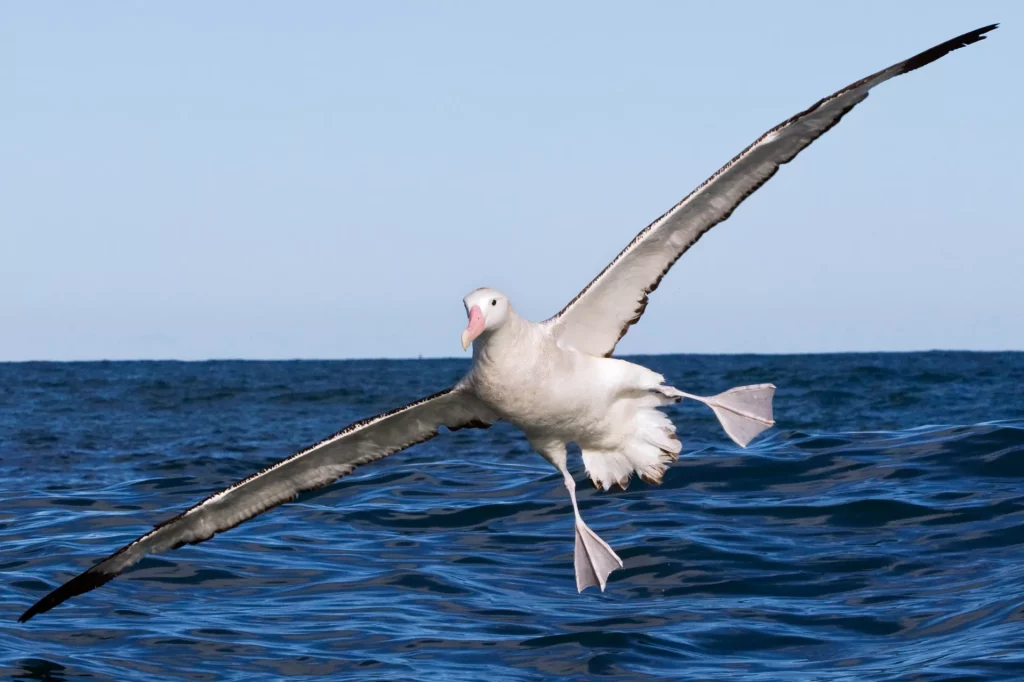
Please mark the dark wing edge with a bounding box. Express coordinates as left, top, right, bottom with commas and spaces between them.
18, 386, 493, 623
545, 24, 997, 358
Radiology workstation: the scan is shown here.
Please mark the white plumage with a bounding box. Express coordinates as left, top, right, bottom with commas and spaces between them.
20, 24, 995, 622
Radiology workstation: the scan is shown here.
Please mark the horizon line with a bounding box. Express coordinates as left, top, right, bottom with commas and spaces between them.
2, 348, 1022, 364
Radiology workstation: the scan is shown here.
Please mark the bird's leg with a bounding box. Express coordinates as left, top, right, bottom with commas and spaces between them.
563, 469, 623, 592
534, 440, 624, 592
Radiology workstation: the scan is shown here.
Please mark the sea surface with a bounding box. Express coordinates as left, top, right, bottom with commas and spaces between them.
1, 353, 1023, 681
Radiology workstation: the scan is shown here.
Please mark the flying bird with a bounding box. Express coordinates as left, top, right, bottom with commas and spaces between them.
19, 24, 996, 622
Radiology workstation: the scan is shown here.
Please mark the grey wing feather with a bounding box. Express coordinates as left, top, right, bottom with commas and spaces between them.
546, 25, 996, 358
19, 386, 493, 622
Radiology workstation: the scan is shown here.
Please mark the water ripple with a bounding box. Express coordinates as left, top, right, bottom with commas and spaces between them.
2, 353, 1023, 681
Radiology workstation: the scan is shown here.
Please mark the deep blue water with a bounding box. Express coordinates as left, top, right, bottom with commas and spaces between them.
2, 353, 1023, 681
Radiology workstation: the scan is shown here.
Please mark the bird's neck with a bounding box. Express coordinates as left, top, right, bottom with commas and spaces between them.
471, 309, 531, 365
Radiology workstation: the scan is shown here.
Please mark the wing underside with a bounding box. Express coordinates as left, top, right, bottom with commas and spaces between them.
19, 386, 492, 622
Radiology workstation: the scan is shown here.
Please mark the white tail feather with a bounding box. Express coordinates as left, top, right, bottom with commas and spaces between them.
583, 395, 682, 490
582, 449, 637, 490
581, 381, 775, 491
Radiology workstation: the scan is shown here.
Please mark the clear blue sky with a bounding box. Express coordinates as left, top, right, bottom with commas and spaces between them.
2, 2, 1020, 361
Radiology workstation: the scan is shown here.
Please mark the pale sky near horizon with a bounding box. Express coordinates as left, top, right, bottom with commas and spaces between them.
2, 2, 1021, 361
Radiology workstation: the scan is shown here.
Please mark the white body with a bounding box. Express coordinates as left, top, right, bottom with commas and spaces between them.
456, 287, 774, 591
464, 302, 682, 489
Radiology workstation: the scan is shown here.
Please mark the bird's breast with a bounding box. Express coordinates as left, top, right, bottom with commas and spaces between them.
468, 344, 607, 439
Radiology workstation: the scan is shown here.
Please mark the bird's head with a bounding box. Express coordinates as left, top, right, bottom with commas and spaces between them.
461, 288, 510, 350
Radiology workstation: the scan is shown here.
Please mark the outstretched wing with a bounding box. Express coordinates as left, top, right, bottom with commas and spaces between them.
546, 25, 997, 358
19, 386, 493, 622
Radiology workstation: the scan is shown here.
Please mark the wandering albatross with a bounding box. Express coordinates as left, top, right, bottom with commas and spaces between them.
19, 24, 996, 622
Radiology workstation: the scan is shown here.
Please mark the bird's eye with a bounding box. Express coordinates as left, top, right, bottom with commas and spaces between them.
491, 299, 497, 306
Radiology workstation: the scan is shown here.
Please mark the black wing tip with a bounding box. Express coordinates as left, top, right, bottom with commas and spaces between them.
18, 569, 117, 623
899, 24, 998, 75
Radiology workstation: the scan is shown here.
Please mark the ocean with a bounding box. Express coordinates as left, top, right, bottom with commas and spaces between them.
2, 353, 1023, 681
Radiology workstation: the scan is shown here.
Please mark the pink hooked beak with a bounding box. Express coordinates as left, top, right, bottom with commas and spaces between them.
461, 305, 485, 351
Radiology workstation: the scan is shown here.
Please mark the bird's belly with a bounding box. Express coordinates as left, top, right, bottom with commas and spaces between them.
476, 366, 617, 446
